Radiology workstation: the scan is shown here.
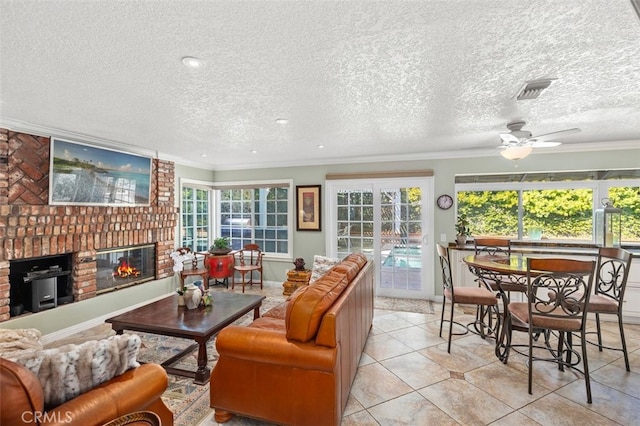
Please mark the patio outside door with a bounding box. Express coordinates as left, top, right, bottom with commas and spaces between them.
327, 177, 433, 299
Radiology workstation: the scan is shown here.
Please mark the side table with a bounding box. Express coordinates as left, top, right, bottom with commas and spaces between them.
206, 254, 234, 288
282, 269, 311, 296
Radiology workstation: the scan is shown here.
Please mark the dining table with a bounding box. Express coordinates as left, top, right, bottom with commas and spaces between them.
462, 253, 540, 362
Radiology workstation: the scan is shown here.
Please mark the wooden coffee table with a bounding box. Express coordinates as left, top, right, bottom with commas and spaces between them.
106, 292, 265, 385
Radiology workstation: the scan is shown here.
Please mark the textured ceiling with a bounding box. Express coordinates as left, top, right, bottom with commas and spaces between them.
1, 0, 639, 170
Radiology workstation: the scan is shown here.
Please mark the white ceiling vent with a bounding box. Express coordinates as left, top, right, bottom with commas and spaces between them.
513, 78, 556, 100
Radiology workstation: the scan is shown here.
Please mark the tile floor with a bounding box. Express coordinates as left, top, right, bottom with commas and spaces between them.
200, 287, 640, 426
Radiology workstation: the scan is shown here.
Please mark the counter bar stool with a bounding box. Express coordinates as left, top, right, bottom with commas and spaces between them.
586, 247, 633, 371
437, 244, 499, 353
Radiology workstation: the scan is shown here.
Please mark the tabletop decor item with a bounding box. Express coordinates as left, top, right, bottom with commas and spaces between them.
455, 214, 471, 247
293, 258, 306, 271
183, 283, 202, 310
209, 237, 232, 255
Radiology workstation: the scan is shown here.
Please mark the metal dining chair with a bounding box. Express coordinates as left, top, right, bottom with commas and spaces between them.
436, 244, 499, 353
586, 247, 633, 371
505, 257, 596, 403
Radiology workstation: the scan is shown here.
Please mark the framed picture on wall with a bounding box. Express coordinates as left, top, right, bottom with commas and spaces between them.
296, 185, 321, 231
49, 138, 152, 206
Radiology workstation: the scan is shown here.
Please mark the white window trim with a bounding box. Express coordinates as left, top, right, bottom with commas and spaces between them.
180, 178, 294, 260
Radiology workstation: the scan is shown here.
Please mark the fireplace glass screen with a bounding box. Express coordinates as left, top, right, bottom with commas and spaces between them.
96, 244, 156, 293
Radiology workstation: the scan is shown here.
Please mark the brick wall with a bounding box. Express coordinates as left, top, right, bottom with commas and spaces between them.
0, 128, 178, 322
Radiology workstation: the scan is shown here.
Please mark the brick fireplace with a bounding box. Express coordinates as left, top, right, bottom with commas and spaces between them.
0, 128, 178, 322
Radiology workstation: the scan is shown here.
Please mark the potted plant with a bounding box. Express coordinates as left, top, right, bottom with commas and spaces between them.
209, 237, 232, 255
455, 214, 471, 247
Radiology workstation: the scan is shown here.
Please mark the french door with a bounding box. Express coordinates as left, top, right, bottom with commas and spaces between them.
326, 177, 434, 299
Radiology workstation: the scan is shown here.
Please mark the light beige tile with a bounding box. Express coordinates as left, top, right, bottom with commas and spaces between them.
465, 362, 551, 409
387, 325, 444, 350
420, 342, 492, 373
342, 394, 364, 417
367, 391, 458, 426
364, 332, 414, 361
590, 363, 640, 396
519, 393, 616, 425
490, 411, 542, 426
381, 351, 449, 389
350, 362, 413, 408
419, 378, 513, 425
340, 409, 379, 426
372, 312, 414, 333
556, 379, 640, 424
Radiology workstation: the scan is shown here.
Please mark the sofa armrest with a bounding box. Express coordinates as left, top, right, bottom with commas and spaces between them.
216, 326, 336, 372
45, 363, 172, 426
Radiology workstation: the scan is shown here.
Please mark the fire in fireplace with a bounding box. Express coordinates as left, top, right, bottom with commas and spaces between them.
96, 244, 155, 293
113, 257, 142, 279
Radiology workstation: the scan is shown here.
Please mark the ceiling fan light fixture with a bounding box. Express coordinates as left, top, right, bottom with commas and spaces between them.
500, 146, 533, 160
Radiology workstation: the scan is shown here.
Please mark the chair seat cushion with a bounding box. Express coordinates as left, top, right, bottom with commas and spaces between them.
445, 287, 497, 305
508, 302, 581, 331
588, 294, 619, 313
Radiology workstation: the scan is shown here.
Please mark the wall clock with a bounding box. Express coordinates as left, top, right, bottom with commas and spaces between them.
437, 194, 453, 210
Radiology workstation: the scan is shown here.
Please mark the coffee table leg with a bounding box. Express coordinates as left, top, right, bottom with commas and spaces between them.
194, 337, 210, 385
253, 305, 261, 320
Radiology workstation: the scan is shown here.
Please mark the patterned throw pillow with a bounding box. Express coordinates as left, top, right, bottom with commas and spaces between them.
310, 255, 341, 283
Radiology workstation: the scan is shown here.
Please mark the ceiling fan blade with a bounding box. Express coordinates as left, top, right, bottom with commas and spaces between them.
499, 133, 519, 144
529, 128, 581, 143
529, 141, 562, 148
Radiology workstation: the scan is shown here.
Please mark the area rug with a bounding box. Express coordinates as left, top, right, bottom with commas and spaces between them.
374, 296, 434, 314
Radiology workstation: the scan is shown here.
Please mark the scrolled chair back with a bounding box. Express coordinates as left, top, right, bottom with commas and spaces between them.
526, 257, 596, 325
436, 244, 454, 293
595, 247, 632, 303
474, 237, 511, 257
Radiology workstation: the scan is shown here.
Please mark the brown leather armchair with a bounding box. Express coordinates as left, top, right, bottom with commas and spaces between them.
0, 358, 173, 426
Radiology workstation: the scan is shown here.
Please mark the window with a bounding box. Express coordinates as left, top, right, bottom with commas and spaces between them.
180, 179, 293, 257
455, 169, 640, 243
181, 186, 210, 252
219, 185, 291, 255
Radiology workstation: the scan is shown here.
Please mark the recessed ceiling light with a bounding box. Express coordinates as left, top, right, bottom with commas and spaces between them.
251, 150, 257, 154
316, 145, 324, 149
201, 153, 207, 157
181, 56, 203, 68
275, 118, 289, 125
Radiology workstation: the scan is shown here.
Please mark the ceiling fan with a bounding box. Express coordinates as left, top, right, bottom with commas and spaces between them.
498, 120, 581, 160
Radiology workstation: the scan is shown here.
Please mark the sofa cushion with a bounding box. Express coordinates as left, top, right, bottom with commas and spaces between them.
248, 317, 287, 332
2, 334, 140, 407
310, 255, 341, 283
343, 253, 368, 269
285, 272, 349, 342
330, 260, 361, 282
262, 301, 289, 320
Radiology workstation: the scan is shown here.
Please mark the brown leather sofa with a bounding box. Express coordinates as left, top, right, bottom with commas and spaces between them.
0, 358, 173, 426
210, 253, 374, 426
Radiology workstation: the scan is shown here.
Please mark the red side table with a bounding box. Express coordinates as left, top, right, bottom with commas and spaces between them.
206, 254, 234, 288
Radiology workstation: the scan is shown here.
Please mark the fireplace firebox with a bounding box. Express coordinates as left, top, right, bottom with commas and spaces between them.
96, 245, 156, 293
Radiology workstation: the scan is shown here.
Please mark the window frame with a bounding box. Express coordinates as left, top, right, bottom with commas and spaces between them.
455, 173, 640, 243
179, 178, 293, 259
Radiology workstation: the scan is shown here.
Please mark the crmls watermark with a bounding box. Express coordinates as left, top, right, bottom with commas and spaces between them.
21, 411, 73, 423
